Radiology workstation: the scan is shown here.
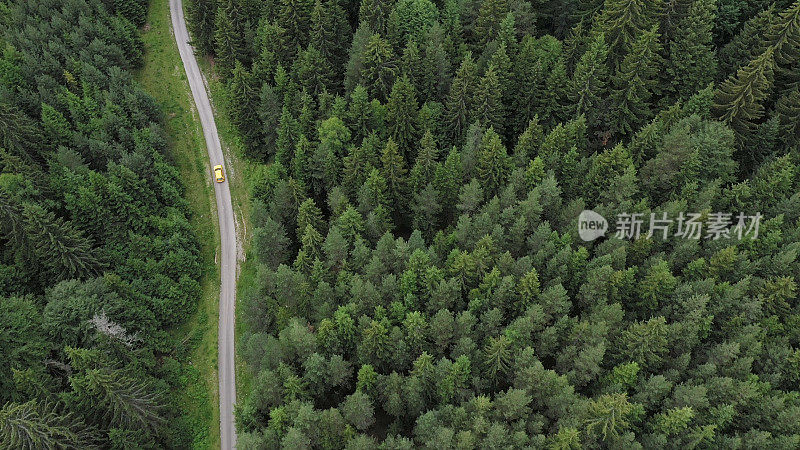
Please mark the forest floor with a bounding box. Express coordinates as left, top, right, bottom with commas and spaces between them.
137, 0, 220, 447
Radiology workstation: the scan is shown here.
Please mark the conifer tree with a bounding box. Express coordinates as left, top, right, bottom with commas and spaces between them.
477, 127, 512, 197
474, 64, 505, 136
592, 0, 660, 66
0, 400, 98, 449
386, 76, 420, 157
571, 33, 610, 129
446, 52, 478, 143
381, 138, 409, 214
229, 62, 262, 155
718, 6, 776, 76
214, 1, 247, 78
279, 0, 315, 52
276, 105, 300, 165
401, 40, 426, 102
776, 86, 800, 146
362, 34, 399, 101
294, 44, 332, 96
712, 47, 776, 144
609, 25, 662, 137
23, 204, 102, 282
475, 0, 509, 47
310, 0, 351, 86
188, 0, 217, 55
259, 83, 282, 158
410, 130, 439, 192
665, 0, 717, 101
411, 182, 442, 239
359, 0, 391, 34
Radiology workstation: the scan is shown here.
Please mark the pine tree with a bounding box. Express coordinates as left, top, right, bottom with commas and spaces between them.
386, 76, 420, 157
188, 0, 217, 54
609, 25, 662, 137
474, 64, 505, 136
665, 0, 717, 101
446, 52, 478, 143
571, 33, 610, 129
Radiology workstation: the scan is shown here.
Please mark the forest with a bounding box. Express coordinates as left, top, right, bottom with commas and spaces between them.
0, 0, 206, 447
187, 0, 800, 447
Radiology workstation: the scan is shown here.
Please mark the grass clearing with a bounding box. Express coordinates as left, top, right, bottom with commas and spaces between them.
136, 0, 220, 447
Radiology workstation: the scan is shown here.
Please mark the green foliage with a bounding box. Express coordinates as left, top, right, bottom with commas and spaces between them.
187, 0, 800, 447
0, 0, 204, 445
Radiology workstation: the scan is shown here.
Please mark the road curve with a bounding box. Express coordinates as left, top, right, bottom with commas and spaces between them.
169, 0, 238, 448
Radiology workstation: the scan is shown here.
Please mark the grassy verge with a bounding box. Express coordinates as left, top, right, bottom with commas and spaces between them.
136, 0, 220, 447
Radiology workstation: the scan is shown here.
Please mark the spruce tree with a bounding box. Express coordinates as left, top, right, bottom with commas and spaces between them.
362, 34, 399, 101
259, 83, 282, 158
293, 44, 332, 96
422, 24, 453, 102
712, 47, 776, 144
276, 105, 300, 165
474, 64, 505, 136
187, 0, 217, 55
229, 62, 262, 156
359, 0, 391, 34
592, 0, 660, 66
22, 204, 102, 282
445, 52, 478, 143
279, 0, 315, 52
477, 127, 512, 197
609, 25, 662, 137
214, 1, 247, 78
401, 40, 426, 102
386, 76, 420, 157
410, 130, 439, 192
776, 86, 800, 146
380, 138, 408, 214
571, 33, 610, 130
665, 0, 717, 101
475, 0, 509, 47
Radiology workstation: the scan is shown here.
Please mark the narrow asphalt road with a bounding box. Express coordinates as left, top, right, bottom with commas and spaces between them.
169, 0, 238, 448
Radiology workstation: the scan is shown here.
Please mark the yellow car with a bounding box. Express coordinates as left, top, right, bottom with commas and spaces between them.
213, 165, 225, 183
